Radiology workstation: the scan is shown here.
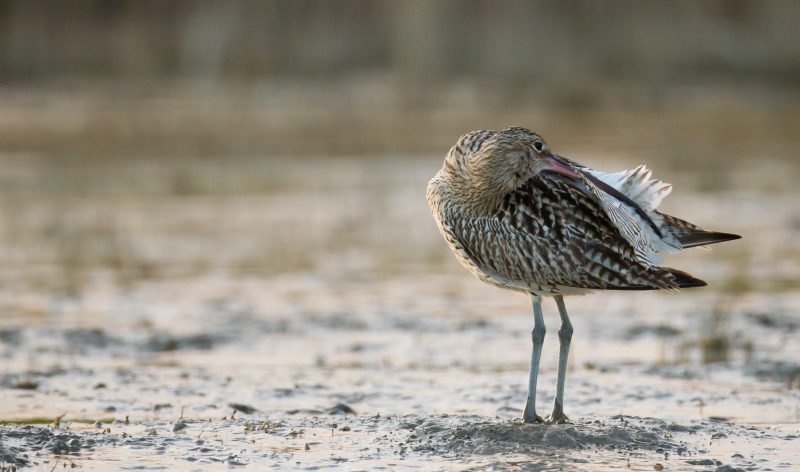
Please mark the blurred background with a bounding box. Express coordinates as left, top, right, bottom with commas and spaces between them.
1, 0, 800, 443
0, 0, 800, 462
0, 0, 798, 296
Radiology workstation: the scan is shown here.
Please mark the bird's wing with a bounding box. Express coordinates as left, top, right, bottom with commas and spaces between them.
657, 211, 742, 248
497, 172, 697, 291
571, 164, 685, 265
581, 164, 671, 212
578, 163, 741, 252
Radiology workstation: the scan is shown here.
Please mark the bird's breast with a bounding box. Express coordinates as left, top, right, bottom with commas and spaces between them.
437, 206, 549, 293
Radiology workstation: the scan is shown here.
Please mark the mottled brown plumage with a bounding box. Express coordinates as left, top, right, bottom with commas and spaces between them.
427, 127, 738, 295
426, 126, 741, 423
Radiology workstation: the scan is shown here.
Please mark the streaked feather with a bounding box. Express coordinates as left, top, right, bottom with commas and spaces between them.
426, 127, 739, 297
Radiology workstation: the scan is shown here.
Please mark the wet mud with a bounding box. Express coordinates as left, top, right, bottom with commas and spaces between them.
1, 157, 798, 470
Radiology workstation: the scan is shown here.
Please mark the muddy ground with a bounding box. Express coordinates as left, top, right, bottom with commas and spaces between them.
1, 271, 799, 471
1, 107, 799, 470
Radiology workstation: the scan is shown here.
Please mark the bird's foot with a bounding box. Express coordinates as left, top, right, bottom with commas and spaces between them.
522, 415, 545, 424
523, 414, 545, 424
522, 404, 544, 424
546, 412, 570, 424
546, 401, 570, 424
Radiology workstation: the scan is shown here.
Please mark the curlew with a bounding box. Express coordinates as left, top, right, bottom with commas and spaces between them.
426, 127, 741, 423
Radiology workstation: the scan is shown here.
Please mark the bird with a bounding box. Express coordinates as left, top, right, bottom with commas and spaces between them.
426, 126, 741, 424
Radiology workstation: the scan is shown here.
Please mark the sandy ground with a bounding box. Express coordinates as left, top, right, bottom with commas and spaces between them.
1, 155, 799, 471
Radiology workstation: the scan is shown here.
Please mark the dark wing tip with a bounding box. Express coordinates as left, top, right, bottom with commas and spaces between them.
605, 269, 707, 290
677, 231, 742, 248
668, 268, 708, 289
704, 231, 742, 243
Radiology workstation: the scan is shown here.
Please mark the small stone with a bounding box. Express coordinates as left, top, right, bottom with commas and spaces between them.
715, 466, 745, 472
67, 438, 81, 451
686, 459, 717, 466
14, 379, 39, 390
327, 403, 356, 415
229, 403, 257, 414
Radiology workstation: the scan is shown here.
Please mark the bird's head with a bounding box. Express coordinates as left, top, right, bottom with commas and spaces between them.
443, 127, 578, 198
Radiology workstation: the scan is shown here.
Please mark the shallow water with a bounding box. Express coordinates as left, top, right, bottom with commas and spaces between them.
0, 153, 798, 470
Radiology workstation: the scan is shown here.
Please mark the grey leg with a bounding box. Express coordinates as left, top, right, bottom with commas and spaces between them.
522, 294, 545, 423
549, 295, 573, 424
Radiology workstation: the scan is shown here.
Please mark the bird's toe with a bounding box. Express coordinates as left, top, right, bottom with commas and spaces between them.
546, 412, 570, 424
547, 401, 570, 424
523, 414, 545, 424
522, 405, 545, 424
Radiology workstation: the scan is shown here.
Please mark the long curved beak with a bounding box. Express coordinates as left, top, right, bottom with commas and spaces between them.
544, 155, 580, 179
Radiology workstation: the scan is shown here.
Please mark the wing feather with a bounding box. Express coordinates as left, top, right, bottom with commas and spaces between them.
575, 164, 740, 257
583, 164, 672, 212
489, 173, 686, 291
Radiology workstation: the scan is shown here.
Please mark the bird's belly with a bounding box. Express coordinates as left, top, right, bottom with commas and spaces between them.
466, 264, 592, 296
446, 238, 549, 294
442, 221, 593, 296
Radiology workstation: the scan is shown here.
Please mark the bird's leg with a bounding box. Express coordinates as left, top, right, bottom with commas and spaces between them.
548, 295, 573, 424
523, 294, 545, 423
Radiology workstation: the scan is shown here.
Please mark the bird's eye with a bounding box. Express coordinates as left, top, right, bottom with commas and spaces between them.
533, 141, 544, 152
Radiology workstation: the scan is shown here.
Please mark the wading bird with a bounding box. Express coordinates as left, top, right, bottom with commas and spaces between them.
426, 127, 740, 423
